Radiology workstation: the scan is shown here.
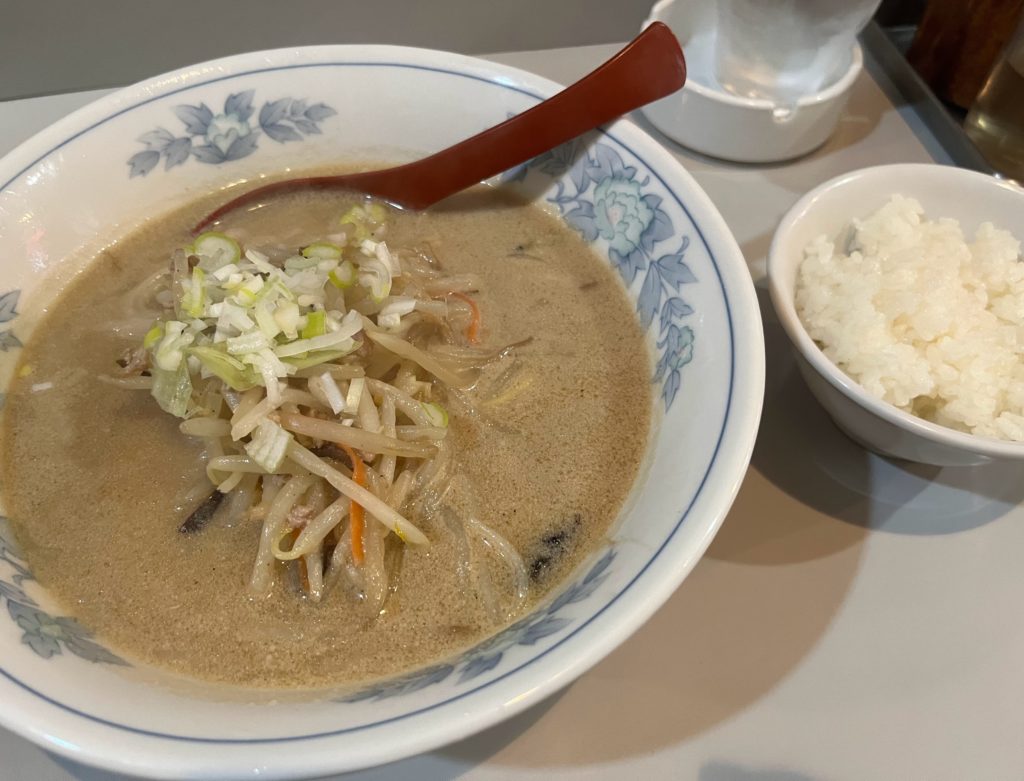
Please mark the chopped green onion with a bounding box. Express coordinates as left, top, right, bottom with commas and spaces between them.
150, 360, 192, 418
279, 348, 351, 371
254, 302, 281, 339
358, 258, 392, 302
339, 205, 374, 241
377, 241, 400, 277
226, 330, 272, 355
180, 266, 207, 318
284, 254, 322, 271
274, 301, 302, 338
211, 263, 240, 283
273, 331, 357, 358
244, 349, 290, 405
217, 302, 255, 333
154, 321, 194, 371
243, 248, 275, 274
192, 232, 241, 267
301, 310, 327, 339
378, 297, 416, 329
275, 310, 362, 357
302, 242, 343, 260
142, 227, 408, 418
231, 275, 264, 305
420, 402, 449, 428
328, 260, 356, 289
189, 345, 259, 390
143, 322, 164, 350
248, 347, 292, 378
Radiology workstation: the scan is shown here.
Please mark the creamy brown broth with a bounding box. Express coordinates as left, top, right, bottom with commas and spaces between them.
3, 185, 650, 689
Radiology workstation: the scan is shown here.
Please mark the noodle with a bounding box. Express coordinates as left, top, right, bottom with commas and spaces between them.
363, 328, 477, 388
356, 381, 382, 433
293, 363, 365, 380
394, 425, 448, 441
216, 469, 245, 493
466, 516, 529, 619
218, 474, 258, 528
180, 417, 231, 438
2, 180, 654, 688
276, 411, 436, 458
388, 470, 414, 509
206, 455, 305, 482
249, 475, 314, 596
303, 549, 324, 602
365, 379, 437, 427
99, 200, 540, 625
286, 442, 428, 545
362, 521, 388, 615
275, 498, 347, 560
379, 394, 397, 485
231, 388, 263, 430
231, 389, 324, 440
422, 274, 482, 296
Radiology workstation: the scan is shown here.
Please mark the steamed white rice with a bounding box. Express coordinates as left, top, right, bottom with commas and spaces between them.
796, 195, 1024, 441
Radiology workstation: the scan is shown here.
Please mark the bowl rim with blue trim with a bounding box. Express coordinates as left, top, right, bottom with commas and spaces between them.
0, 43, 764, 778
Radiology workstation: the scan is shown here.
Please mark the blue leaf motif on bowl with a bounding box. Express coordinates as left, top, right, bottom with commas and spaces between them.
504, 138, 697, 408
0, 517, 127, 666
128, 90, 337, 177
340, 549, 615, 702
0, 289, 22, 355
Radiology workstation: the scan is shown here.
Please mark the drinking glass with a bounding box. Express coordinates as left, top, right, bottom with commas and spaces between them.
714, 0, 881, 107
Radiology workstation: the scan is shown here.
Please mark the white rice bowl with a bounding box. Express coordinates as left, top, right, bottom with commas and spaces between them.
796, 195, 1024, 441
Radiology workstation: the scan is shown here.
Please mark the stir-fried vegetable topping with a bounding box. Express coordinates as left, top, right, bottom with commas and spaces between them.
143, 216, 419, 416
119, 199, 528, 611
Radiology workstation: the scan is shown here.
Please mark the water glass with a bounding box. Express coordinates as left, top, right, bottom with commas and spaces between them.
714, 0, 881, 107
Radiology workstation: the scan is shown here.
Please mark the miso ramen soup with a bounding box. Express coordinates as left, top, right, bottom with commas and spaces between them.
3, 182, 650, 689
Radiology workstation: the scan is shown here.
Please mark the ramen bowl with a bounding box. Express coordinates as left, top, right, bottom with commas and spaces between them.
0, 45, 763, 778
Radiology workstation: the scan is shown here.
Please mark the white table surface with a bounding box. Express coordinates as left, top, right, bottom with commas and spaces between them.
3, 42, 1022, 781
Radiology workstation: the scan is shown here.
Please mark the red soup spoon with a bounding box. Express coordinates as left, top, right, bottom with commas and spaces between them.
194, 22, 686, 233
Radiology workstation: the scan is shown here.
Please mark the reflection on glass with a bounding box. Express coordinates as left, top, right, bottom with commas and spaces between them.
713, 0, 880, 108
965, 17, 1024, 184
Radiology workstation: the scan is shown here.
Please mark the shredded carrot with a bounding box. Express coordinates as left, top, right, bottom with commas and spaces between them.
450, 291, 481, 344
340, 444, 366, 565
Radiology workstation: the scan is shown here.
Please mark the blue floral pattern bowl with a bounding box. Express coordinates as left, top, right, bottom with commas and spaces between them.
0, 45, 763, 779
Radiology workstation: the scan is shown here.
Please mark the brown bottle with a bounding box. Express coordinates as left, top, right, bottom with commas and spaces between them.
964, 15, 1024, 181
907, 0, 1024, 109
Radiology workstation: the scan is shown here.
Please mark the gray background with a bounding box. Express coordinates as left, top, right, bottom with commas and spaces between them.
1, 0, 652, 100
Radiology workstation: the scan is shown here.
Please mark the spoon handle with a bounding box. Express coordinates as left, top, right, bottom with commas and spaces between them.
353, 21, 686, 209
